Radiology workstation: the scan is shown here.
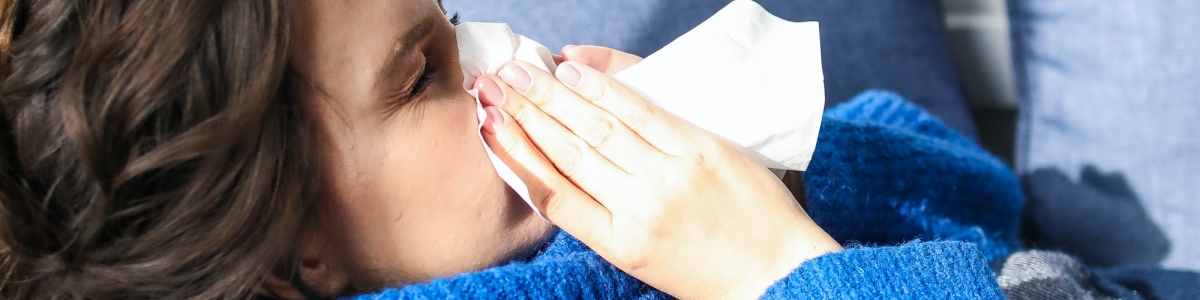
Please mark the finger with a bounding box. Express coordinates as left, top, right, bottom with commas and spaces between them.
476, 75, 632, 205
495, 61, 669, 170
479, 105, 611, 243
552, 54, 564, 66
562, 45, 644, 75
554, 61, 704, 156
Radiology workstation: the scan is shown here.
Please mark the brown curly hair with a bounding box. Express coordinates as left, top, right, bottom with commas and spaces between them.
0, 0, 321, 298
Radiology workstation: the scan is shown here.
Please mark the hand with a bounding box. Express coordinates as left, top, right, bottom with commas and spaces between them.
475, 46, 842, 299
551, 45, 644, 74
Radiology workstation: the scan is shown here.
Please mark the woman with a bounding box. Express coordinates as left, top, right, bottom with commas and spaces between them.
0, 0, 1021, 298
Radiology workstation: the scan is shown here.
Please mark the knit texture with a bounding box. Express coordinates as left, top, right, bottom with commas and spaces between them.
805, 91, 1023, 261
348, 91, 1021, 299
764, 241, 1004, 299
349, 233, 668, 300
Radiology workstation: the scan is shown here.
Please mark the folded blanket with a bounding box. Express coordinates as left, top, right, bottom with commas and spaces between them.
996, 250, 1200, 300
349, 90, 1023, 299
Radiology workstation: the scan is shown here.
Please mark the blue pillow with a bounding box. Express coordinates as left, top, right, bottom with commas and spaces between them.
445, 0, 976, 137
1009, 0, 1200, 270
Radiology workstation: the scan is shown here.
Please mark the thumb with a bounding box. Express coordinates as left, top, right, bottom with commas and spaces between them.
561, 45, 644, 75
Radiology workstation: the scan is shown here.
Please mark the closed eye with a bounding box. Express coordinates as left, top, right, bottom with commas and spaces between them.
409, 59, 439, 97
378, 57, 437, 114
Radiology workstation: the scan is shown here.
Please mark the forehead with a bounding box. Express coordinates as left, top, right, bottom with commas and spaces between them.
289, 0, 442, 101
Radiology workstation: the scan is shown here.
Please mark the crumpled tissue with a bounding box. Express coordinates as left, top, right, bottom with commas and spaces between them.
459, 0, 825, 217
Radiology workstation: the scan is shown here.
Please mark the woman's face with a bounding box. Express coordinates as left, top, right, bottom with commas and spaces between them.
289, 0, 554, 289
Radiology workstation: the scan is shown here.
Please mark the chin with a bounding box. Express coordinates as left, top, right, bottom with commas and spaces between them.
505, 187, 557, 257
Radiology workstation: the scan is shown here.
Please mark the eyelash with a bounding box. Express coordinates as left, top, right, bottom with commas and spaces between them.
407, 12, 460, 96
382, 12, 460, 110
409, 59, 439, 97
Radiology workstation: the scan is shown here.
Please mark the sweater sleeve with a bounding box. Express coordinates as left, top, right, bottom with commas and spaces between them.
761, 241, 1005, 299
805, 91, 1025, 261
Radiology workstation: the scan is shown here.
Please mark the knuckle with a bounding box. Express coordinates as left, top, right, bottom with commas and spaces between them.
688, 139, 730, 173
495, 129, 530, 158
609, 236, 652, 270
506, 100, 535, 125
581, 117, 616, 149
574, 76, 610, 104
535, 187, 564, 217
693, 133, 725, 154
551, 140, 588, 178
613, 219, 664, 272
531, 85, 558, 105
690, 151, 708, 166
493, 134, 519, 156
527, 79, 564, 106
619, 252, 652, 273
621, 102, 655, 131
669, 136, 718, 167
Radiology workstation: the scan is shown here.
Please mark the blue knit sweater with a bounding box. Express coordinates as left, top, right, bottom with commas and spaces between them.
349, 91, 1023, 299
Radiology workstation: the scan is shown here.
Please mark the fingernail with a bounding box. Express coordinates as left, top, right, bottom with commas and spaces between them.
482, 106, 504, 135
563, 44, 576, 52
556, 62, 581, 87
498, 63, 532, 92
475, 77, 505, 106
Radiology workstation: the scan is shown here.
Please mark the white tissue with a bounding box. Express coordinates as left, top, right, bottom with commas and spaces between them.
459, 0, 825, 217
459, 23, 550, 217
457, 23, 557, 94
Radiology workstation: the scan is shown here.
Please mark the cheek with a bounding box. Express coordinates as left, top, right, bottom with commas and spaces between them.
323, 94, 548, 282
352, 97, 495, 222
392, 97, 496, 201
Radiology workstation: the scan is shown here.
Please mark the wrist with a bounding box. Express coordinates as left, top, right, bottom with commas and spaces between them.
753, 223, 840, 297
730, 222, 842, 299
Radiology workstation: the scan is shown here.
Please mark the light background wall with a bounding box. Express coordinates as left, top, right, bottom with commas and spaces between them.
940, 0, 1017, 110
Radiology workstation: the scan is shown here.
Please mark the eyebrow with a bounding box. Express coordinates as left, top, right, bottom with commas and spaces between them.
375, 15, 440, 88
